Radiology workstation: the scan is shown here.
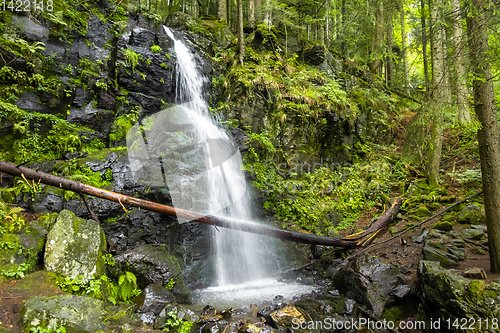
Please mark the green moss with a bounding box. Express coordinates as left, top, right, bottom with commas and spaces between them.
109, 109, 140, 142
382, 306, 403, 322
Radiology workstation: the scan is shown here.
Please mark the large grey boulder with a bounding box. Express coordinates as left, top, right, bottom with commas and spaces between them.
330, 255, 410, 316
44, 210, 106, 281
19, 295, 105, 333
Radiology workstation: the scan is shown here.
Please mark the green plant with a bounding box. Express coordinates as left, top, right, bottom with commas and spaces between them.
123, 48, 139, 70
29, 324, 66, 333
151, 45, 162, 53
101, 254, 114, 267
57, 271, 140, 305
165, 278, 174, 290
163, 311, 193, 333
0, 200, 25, 232
1, 263, 29, 279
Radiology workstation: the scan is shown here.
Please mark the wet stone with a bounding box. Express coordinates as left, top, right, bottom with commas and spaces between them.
135, 283, 175, 315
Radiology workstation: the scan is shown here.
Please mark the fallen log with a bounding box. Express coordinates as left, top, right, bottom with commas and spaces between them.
0, 160, 401, 247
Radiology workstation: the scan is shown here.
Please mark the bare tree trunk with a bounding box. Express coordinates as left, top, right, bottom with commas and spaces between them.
248, 0, 255, 28
426, 0, 445, 187
218, 0, 227, 22
237, 0, 245, 64
451, 0, 471, 123
264, 0, 271, 28
421, 0, 430, 98
255, 0, 262, 22
466, 0, 500, 273
325, 0, 330, 46
385, 1, 394, 88
370, 0, 384, 75
340, 0, 347, 56
401, 0, 409, 90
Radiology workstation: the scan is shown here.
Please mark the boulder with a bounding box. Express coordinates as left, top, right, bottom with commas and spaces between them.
44, 210, 106, 281
418, 261, 500, 320
112, 244, 190, 302
433, 220, 453, 231
460, 228, 485, 240
422, 241, 459, 269
0, 231, 44, 274
19, 295, 105, 333
135, 283, 175, 315
154, 304, 198, 330
269, 306, 306, 328
330, 255, 410, 316
457, 204, 485, 225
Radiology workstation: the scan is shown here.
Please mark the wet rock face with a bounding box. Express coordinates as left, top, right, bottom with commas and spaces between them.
418, 260, 500, 320
111, 244, 191, 302
44, 210, 106, 281
300, 45, 326, 66
135, 284, 175, 315
19, 295, 105, 333
330, 255, 410, 316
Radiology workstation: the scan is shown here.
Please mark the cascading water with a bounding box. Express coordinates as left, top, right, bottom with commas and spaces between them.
164, 26, 272, 286
128, 27, 316, 307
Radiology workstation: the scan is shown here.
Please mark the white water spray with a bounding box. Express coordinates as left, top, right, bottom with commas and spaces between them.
164, 26, 273, 286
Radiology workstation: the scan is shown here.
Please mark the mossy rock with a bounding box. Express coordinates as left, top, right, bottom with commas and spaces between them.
0, 232, 41, 272
457, 204, 485, 225
432, 220, 453, 232
381, 305, 403, 322
19, 295, 105, 333
426, 202, 441, 211
410, 206, 432, 218
440, 213, 456, 222
44, 210, 106, 281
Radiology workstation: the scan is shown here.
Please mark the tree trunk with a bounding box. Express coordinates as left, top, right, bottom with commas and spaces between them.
237, 0, 245, 64
385, 1, 394, 88
421, 0, 430, 98
371, 0, 384, 74
466, 0, 500, 273
450, 0, 471, 123
255, 0, 262, 22
324, 0, 330, 46
218, 0, 227, 22
401, 0, 409, 90
264, 0, 271, 27
248, 0, 255, 28
340, 0, 346, 56
0, 161, 402, 248
426, 0, 445, 187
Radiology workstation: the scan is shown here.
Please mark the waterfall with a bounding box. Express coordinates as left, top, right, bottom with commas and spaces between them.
160, 26, 273, 286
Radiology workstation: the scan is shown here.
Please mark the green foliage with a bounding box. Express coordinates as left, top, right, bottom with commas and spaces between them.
30, 325, 66, 333
57, 271, 140, 305
123, 48, 140, 70
51, 160, 113, 189
1, 263, 29, 279
151, 45, 162, 53
163, 311, 194, 333
38, 212, 58, 230
102, 253, 115, 266
245, 132, 391, 233
165, 278, 174, 290
109, 108, 140, 142
0, 200, 25, 233
0, 101, 96, 164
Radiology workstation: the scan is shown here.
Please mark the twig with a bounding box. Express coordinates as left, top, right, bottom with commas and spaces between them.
346, 190, 483, 262
79, 193, 100, 224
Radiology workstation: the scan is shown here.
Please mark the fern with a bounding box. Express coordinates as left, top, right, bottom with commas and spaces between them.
0, 200, 25, 233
